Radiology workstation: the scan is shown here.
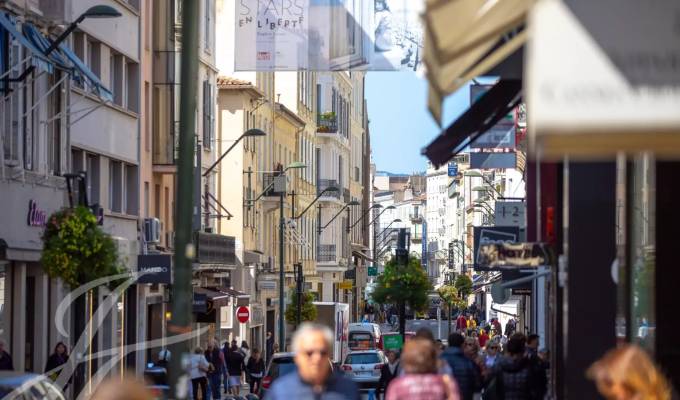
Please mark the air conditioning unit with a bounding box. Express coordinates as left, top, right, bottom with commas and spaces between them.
166, 231, 175, 249
144, 218, 161, 243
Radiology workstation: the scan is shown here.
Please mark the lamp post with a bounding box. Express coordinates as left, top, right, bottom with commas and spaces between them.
464, 170, 503, 197
276, 162, 306, 350
202, 129, 266, 227
46, 6, 122, 55
369, 205, 396, 267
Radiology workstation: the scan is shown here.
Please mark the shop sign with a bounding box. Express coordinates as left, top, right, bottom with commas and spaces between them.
512, 288, 532, 295
192, 293, 207, 313
367, 266, 377, 277
258, 280, 277, 290
447, 163, 458, 177
137, 254, 173, 284
473, 226, 520, 271
339, 280, 353, 290
383, 334, 404, 350
470, 152, 516, 169
195, 232, 235, 265
494, 201, 526, 227
27, 200, 48, 227
477, 242, 549, 271
249, 304, 264, 328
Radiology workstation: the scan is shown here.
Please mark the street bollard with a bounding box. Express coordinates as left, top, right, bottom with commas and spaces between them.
367, 388, 376, 400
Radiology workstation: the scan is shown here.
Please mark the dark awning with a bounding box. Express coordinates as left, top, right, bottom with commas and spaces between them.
194, 287, 230, 308
422, 79, 522, 168
352, 250, 373, 262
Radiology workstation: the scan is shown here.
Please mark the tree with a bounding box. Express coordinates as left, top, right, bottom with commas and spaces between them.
285, 291, 317, 326
438, 283, 468, 336
455, 274, 473, 299
371, 256, 432, 336
41, 206, 121, 288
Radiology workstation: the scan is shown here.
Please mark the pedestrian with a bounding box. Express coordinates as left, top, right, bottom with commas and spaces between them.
492, 319, 502, 338
503, 319, 516, 338
441, 333, 481, 400
487, 333, 542, 400
483, 340, 500, 371
156, 349, 171, 368
376, 349, 400, 400
246, 348, 265, 394
225, 340, 246, 396
415, 328, 452, 375
0, 340, 12, 370
587, 344, 672, 400
265, 323, 359, 400
266, 331, 274, 362
479, 329, 490, 348
222, 340, 230, 394
45, 342, 69, 381
526, 334, 539, 357
456, 314, 467, 333
205, 339, 224, 400
189, 347, 209, 400
272, 342, 280, 354
385, 338, 460, 400
240, 340, 251, 363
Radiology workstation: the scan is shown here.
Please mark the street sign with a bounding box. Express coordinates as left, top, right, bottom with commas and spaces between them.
367, 267, 377, 276
447, 163, 458, 177
383, 335, 404, 350
236, 306, 250, 324
477, 242, 550, 271
339, 280, 353, 290
495, 201, 526, 227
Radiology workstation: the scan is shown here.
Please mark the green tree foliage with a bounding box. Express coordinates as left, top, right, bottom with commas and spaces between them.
371, 256, 432, 314
285, 290, 318, 325
41, 206, 122, 288
438, 284, 467, 311
454, 274, 473, 298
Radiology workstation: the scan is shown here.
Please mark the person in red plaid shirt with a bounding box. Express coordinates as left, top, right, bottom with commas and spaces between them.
386, 338, 461, 400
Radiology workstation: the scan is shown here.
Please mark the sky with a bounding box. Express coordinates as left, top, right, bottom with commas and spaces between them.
365, 71, 471, 174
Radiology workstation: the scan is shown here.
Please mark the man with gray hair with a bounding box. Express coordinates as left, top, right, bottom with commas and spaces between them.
266, 323, 359, 399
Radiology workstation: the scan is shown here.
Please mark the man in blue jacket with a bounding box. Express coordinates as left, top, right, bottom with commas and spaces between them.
266, 323, 359, 400
441, 333, 481, 400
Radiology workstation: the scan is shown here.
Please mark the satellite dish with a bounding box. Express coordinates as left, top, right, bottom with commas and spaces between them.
491, 283, 511, 304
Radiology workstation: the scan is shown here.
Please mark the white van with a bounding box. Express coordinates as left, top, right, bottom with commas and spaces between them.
348, 323, 382, 351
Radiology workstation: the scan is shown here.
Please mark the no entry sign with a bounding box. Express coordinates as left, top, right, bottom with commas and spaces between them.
236, 306, 250, 324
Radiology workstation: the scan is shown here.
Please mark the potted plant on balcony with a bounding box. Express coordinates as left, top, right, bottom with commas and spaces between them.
317, 111, 337, 133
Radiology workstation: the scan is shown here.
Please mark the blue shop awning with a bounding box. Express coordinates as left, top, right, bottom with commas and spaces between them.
22, 24, 71, 71
58, 43, 113, 102
0, 13, 53, 74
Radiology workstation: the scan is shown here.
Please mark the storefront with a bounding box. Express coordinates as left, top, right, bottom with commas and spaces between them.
0, 178, 67, 373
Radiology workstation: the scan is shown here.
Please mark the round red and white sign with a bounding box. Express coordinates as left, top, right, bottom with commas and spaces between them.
236, 306, 250, 324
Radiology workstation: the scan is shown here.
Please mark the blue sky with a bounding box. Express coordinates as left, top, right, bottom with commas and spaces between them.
365, 71, 471, 174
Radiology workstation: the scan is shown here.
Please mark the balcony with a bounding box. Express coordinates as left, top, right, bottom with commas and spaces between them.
411, 231, 422, 243
317, 112, 338, 133
409, 213, 423, 224
317, 179, 341, 200
317, 244, 337, 263
262, 173, 285, 197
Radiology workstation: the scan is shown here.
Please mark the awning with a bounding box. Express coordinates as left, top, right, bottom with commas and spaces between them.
0, 13, 53, 75
58, 44, 113, 102
194, 287, 230, 308
22, 24, 70, 70
422, 79, 522, 168
244, 250, 264, 265
216, 286, 249, 307
423, 0, 531, 124
352, 250, 373, 262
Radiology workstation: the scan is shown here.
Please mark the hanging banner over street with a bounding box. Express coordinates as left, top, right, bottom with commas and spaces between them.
477, 242, 550, 271
234, 0, 425, 71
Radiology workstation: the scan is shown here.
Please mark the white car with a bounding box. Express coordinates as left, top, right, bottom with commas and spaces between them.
340, 350, 385, 390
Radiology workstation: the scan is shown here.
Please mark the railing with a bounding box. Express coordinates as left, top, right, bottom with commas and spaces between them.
317, 244, 336, 262
317, 179, 341, 199
263, 173, 285, 196
317, 112, 338, 133
409, 213, 423, 223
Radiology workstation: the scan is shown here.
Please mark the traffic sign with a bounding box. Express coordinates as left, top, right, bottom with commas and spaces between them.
383, 335, 404, 350
236, 306, 250, 324
339, 280, 353, 290
367, 267, 377, 276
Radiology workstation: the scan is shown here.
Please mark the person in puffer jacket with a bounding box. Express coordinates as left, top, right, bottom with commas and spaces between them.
441, 333, 481, 400
489, 333, 543, 400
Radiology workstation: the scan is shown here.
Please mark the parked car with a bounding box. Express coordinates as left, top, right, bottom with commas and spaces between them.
0, 372, 65, 400
340, 350, 385, 390
260, 352, 335, 397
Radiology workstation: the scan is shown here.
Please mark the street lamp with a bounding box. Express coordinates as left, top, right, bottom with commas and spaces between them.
318, 200, 361, 233
370, 205, 396, 265
250, 161, 306, 352
292, 186, 339, 219
45, 5, 122, 55
464, 170, 503, 197
349, 204, 383, 231
203, 129, 266, 177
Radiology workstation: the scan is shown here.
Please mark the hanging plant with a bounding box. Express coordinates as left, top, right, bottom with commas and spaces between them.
41, 206, 122, 288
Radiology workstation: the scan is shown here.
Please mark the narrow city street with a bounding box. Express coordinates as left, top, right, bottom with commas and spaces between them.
0, 0, 678, 399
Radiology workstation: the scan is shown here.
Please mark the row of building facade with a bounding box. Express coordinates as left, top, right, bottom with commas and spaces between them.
0, 0, 371, 393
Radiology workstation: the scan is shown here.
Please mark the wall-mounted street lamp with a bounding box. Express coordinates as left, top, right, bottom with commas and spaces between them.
204, 128, 266, 177
318, 200, 361, 234
45, 5, 122, 55
464, 170, 503, 197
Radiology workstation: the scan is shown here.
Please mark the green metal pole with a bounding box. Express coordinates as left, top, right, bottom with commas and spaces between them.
169, 0, 199, 398
279, 191, 286, 350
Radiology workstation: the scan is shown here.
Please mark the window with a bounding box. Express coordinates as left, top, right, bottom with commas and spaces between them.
204, 0, 212, 50
202, 80, 213, 149
144, 182, 149, 217
125, 164, 139, 215
111, 53, 124, 107
126, 62, 139, 112
86, 154, 100, 204
109, 161, 122, 212
47, 72, 63, 175
87, 39, 101, 78
2, 39, 20, 165
154, 184, 161, 218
